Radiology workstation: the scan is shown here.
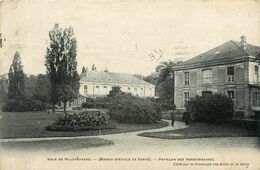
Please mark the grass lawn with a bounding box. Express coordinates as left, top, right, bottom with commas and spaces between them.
0, 138, 113, 152
0, 111, 168, 139
139, 121, 258, 139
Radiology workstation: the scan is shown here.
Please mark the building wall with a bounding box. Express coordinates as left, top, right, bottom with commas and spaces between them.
175, 60, 260, 118
174, 61, 251, 114
79, 81, 155, 98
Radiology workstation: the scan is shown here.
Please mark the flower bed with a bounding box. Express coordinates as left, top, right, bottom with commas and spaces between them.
46, 112, 115, 131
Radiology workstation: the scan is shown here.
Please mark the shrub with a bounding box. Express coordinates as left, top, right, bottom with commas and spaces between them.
46, 111, 111, 131
185, 94, 234, 123
108, 93, 161, 124
2, 98, 48, 112
154, 97, 175, 111
81, 97, 110, 109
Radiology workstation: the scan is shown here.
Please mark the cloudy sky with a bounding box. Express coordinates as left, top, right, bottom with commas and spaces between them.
0, 0, 259, 76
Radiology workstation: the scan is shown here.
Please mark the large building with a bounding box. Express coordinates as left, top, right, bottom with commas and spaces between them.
173, 36, 260, 119
79, 70, 155, 98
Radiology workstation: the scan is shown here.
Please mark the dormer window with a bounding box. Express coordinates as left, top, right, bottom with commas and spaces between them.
227, 67, 234, 82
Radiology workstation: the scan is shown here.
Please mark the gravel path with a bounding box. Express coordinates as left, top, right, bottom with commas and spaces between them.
0, 120, 185, 142
1, 120, 259, 170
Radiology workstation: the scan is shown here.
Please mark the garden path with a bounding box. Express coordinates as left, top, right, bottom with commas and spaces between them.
0, 120, 185, 142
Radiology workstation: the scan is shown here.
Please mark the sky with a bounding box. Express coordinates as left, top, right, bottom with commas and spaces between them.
0, 0, 259, 76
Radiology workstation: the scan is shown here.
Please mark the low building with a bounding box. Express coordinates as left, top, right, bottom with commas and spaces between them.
173, 36, 260, 119
79, 70, 155, 98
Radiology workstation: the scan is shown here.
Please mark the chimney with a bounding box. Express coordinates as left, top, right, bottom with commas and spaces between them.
240, 35, 247, 50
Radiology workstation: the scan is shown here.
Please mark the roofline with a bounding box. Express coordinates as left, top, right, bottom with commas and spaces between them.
79, 80, 155, 87
173, 55, 258, 71
175, 40, 260, 71
230, 40, 251, 56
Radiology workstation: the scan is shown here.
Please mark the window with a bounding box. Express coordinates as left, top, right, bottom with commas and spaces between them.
84, 85, 87, 94
103, 86, 107, 88
227, 91, 235, 100
252, 92, 260, 107
227, 67, 234, 82
140, 88, 143, 91
202, 69, 212, 84
254, 66, 259, 82
202, 91, 212, 96
184, 92, 190, 104
96, 86, 99, 88
134, 88, 137, 91
127, 87, 130, 90
184, 72, 189, 85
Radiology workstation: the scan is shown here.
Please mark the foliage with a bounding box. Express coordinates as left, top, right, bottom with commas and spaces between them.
91, 64, 97, 71
81, 97, 110, 109
8, 52, 25, 99
107, 86, 124, 97
32, 74, 51, 103
154, 60, 181, 110
23, 75, 37, 98
46, 112, 109, 131
2, 72, 52, 111
2, 98, 48, 112
45, 23, 80, 113
185, 94, 234, 123
0, 75, 8, 104
143, 72, 158, 85
108, 93, 161, 124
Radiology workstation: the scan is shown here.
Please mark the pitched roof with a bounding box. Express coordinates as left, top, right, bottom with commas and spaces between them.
179, 40, 260, 66
80, 71, 154, 86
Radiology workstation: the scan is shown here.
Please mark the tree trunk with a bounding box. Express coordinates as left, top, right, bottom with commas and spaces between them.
52, 104, 55, 113
63, 101, 67, 114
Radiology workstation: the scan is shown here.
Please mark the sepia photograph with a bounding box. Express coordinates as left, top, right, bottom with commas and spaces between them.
0, 0, 259, 169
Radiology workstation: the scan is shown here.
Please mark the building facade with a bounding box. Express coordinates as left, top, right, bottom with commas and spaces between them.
79, 70, 155, 98
174, 36, 260, 119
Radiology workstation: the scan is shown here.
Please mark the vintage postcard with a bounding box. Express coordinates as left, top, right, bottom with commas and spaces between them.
0, 0, 259, 170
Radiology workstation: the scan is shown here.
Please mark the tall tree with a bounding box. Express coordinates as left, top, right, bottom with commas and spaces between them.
45, 24, 63, 112
45, 24, 80, 113
155, 60, 181, 110
8, 52, 25, 99
56, 26, 79, 113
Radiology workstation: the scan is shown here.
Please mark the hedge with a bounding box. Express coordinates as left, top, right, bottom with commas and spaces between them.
81, 97, 111, 109
108, 93, 161, 124
185, 94, 234, 123
2, 98, 49, 112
